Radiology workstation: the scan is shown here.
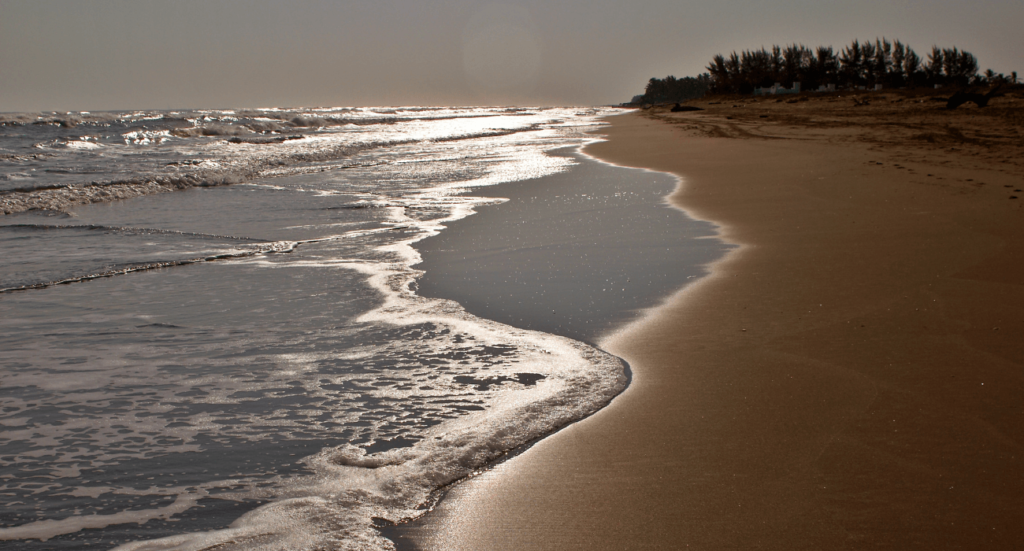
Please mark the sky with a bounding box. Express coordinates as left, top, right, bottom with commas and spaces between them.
1, 0, 1022, 112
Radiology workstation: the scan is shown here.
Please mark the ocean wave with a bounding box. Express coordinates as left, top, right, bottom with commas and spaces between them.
99, 240, 628, 551
0, 171, 33, 180
122, 129, 174, 145
1, 222, 269, 241
0, 106, 535, 133
0, 222, 419, 292
0, 243, 627, 549
169, 125, 255, 138
61, 138, 103, 149
0, 175, 245, 215
0, 125, 546, 215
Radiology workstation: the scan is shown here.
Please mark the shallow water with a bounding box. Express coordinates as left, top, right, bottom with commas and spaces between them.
415, 149, 729, 346
0, 107, 721, 550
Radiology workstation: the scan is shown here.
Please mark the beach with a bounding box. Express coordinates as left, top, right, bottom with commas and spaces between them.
407, 93, 1024, 549
2, 95, 1022, 549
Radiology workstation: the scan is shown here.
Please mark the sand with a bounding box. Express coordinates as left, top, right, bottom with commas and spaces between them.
405, 90, 1024, 550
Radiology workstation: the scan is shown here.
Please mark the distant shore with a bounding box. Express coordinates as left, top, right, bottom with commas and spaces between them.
404, 91, 1024, 549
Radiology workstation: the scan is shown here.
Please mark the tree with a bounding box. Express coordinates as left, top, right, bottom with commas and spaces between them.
871, 38, 893, 86
641, 74, 712, 103
926, 46, 945, 85
942, 48, 978, 87
782, 44, 805, 86
860, 41, 878, 84
706, 54, 730, 93
904, 47, 922, 87
697, 39, 984, 94
813, 46, 839, 88
771, 46, 784, 82
890, 40, 907, 87
840, 40, 864, 86
726, 52, 742, 89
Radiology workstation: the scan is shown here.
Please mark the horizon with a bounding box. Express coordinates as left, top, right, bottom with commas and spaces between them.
2, 0, 1023, 113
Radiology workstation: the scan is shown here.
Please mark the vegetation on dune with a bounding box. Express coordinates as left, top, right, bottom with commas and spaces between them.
705, 39, 1016, 94
633, 38, 1018, 104
634, 74, 712, 105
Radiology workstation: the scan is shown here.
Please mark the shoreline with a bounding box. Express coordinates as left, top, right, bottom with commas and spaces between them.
384, 131, 729, 549
404, 109, 1024, 549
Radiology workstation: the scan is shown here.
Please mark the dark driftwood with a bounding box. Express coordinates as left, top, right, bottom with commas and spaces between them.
671, 103, 704, 112
946, 85, 1002, 109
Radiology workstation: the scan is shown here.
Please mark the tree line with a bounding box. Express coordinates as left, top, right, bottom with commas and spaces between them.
705, 39, 1016, 94
636, 38, 1017, 103
637, 74, 712, 104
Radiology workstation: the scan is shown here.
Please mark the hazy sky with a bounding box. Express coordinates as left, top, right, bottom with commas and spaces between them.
1, 0, 1021, 112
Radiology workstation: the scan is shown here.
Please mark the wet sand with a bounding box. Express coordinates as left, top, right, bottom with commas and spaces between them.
413, 148, 727, 347
406, 95, 1024, 549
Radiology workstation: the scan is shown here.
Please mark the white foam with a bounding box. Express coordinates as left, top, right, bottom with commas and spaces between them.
0, 492, 207, 542
63, 139, 103, 150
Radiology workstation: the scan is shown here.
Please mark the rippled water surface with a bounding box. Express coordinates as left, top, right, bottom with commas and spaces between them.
1, 107, 636, 550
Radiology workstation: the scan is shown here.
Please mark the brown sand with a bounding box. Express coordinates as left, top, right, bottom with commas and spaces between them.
409, 92, 1024, 549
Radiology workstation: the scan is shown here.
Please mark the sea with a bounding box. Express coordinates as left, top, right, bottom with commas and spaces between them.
0, 106, 724, 550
